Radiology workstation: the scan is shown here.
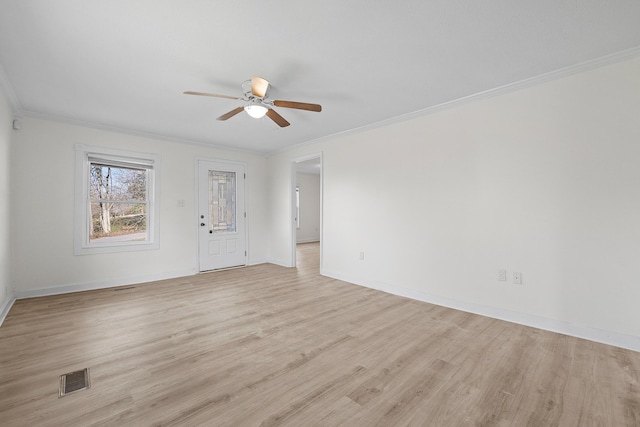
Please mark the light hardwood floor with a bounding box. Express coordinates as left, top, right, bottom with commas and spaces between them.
1, 243, 639, 426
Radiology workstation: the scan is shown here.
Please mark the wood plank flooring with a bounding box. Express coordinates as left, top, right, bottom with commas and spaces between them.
1, 242, 639, 426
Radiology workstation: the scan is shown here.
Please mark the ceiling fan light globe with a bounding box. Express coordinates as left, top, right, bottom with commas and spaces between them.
244, 105, 268, 118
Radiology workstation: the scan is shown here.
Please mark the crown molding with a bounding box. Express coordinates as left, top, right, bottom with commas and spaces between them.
6, 45, 640, 157
0, 63, 23, 117
21, 110, 268, 157
269, 46, 640, 157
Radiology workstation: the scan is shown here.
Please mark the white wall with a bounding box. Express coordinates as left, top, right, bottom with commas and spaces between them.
296, 172, 320, 243
268, 56, 640, 349
0, 89, 12, 317
11, 117, 268, 295
5, 56, 640, 351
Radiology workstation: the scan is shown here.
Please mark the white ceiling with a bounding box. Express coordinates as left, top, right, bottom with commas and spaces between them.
1, 1, 640, 154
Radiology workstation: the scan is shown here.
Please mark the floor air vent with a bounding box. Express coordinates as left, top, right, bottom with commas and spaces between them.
59, 368, 90, 397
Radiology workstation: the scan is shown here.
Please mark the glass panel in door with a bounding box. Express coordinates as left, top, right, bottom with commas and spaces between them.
208, 170, 236, 233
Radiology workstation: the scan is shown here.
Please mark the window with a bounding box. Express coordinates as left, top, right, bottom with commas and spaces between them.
74, 145, 160, 255
295, 186, 300, 229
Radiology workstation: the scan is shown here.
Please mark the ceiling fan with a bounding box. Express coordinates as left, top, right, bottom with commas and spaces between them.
184, 76, 322, 128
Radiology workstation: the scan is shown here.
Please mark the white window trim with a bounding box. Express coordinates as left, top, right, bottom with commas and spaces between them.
74, 144, 161, 255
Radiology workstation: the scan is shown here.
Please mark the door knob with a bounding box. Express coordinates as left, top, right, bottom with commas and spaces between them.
200, 223, 205, 227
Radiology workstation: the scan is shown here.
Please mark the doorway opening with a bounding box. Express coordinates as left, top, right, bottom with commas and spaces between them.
291, 154, 322, 270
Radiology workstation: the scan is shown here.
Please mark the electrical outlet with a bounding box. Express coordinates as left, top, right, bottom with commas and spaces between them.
177, 199, 185, 207
498, 269, 506, 281
513, 272, 522, 285
359, 251, 365, 260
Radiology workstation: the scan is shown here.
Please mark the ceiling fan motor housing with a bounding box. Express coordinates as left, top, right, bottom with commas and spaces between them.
242, 79, 268, 99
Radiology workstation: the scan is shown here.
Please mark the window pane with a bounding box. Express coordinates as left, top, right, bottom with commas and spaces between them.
296, 186, 300, 229
89, 164, 146, 201
208, 170, 236, 233
90, 202, 147, 242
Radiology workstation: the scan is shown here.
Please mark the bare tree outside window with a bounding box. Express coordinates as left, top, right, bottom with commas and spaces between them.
89, 164, 148, 242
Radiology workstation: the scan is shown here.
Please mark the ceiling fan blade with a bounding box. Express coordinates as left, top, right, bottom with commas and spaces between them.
266, 108, 290, 127
273, 100, 322, 112
217, 106, 245, 121
251, 76, 270, 98
183, 91, 240, 100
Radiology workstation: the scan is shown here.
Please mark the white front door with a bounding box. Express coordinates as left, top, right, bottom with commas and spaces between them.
197, 160, 246, 271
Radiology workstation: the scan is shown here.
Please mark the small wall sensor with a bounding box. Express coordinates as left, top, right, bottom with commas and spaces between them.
12, 119, 22, 130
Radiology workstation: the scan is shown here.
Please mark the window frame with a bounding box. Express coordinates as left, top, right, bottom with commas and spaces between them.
74, 144, 161, 255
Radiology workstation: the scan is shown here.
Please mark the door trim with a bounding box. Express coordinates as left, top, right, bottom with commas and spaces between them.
195, 157, 248, 272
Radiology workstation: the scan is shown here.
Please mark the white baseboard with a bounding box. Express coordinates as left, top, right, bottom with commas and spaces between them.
0, 295, 16, 327
296, 238, 320, 244
11, 264, 637, 353
14, 269, 198, 300
321, 268, 640, 353
267, 258, 294, 268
